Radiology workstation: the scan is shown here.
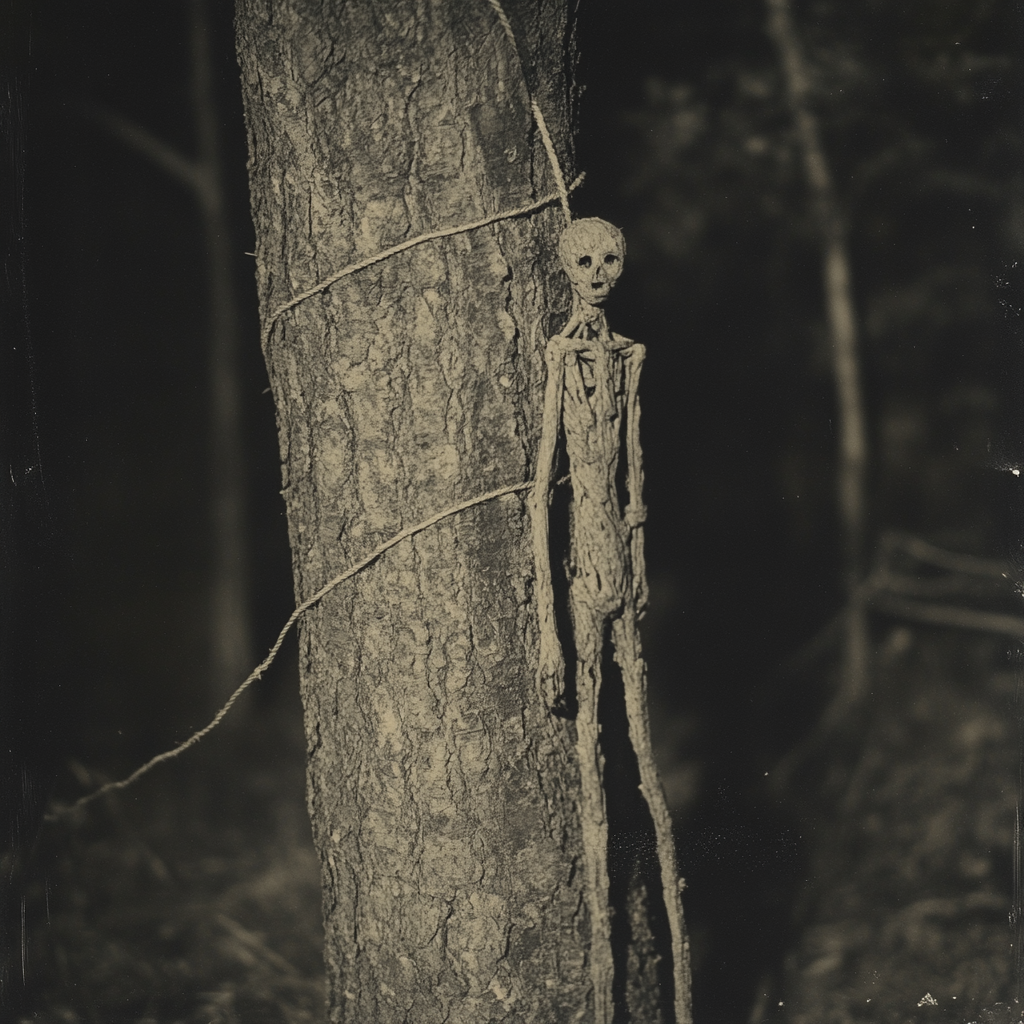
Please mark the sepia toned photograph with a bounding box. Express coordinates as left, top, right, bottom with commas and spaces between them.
2, 1, 1021, 1021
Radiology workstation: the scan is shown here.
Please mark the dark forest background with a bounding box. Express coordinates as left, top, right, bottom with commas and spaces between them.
2, 0, 1022, 1021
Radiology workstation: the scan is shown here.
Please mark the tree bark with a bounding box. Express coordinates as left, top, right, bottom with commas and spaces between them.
236, 2, 687, 1021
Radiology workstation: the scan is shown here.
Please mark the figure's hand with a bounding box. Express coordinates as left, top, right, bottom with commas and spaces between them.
624, 503, 647, 530
634, 572, 650, 620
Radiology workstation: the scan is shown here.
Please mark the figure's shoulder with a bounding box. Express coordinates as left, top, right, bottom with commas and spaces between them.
611, 333, 644, 359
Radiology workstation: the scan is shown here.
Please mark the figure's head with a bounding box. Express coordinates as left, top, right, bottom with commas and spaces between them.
557, 217, 626, 306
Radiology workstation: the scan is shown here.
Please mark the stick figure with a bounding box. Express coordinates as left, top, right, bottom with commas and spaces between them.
531, 218, 691, 1024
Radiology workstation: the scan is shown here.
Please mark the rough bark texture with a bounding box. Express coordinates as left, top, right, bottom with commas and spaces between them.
236, 3, 678, 1021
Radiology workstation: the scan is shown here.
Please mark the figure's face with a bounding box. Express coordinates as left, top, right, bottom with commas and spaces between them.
558, 218, 625, 306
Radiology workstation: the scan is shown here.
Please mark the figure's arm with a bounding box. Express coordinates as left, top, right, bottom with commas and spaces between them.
623, 343, 650, 616
530, 337, 567, 703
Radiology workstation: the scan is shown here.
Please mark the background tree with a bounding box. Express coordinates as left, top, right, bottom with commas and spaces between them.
78, 0, 255, 706
766, 0, 870, 731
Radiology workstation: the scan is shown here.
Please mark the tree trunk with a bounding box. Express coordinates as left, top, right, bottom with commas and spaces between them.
236, 2, 688, 1021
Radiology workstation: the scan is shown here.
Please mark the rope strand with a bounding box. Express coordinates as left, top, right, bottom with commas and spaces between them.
261, 178, 581, 350
256, 0, 578, 351
49, 480, 535, 818
531, 100, 571, 224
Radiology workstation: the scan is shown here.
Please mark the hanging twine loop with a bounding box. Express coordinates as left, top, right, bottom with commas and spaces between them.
485, 0, 572, 225
260, 178, 582, 353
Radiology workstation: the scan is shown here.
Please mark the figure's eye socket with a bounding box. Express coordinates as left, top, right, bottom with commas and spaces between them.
603, 253, 619, 265
577, 255, 592, 268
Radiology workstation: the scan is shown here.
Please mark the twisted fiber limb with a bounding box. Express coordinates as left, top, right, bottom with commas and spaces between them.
535, 328, 615, 1019
531, 338, 568, 705
571, 594, 615, 1024
611, 609, 693, 1024
623, 343, 649, 614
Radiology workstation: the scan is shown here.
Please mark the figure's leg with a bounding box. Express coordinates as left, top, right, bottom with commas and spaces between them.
571, 591, 615, 1024
611, 610, 693, 1024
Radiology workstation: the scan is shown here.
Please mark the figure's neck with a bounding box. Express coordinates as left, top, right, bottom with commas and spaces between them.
561, 297, 610, 341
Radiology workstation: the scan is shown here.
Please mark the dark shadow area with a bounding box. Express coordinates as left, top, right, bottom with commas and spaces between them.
673, 782, 806, 1023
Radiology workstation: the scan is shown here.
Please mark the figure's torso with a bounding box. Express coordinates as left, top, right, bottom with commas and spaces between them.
559, 340, 631, 615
